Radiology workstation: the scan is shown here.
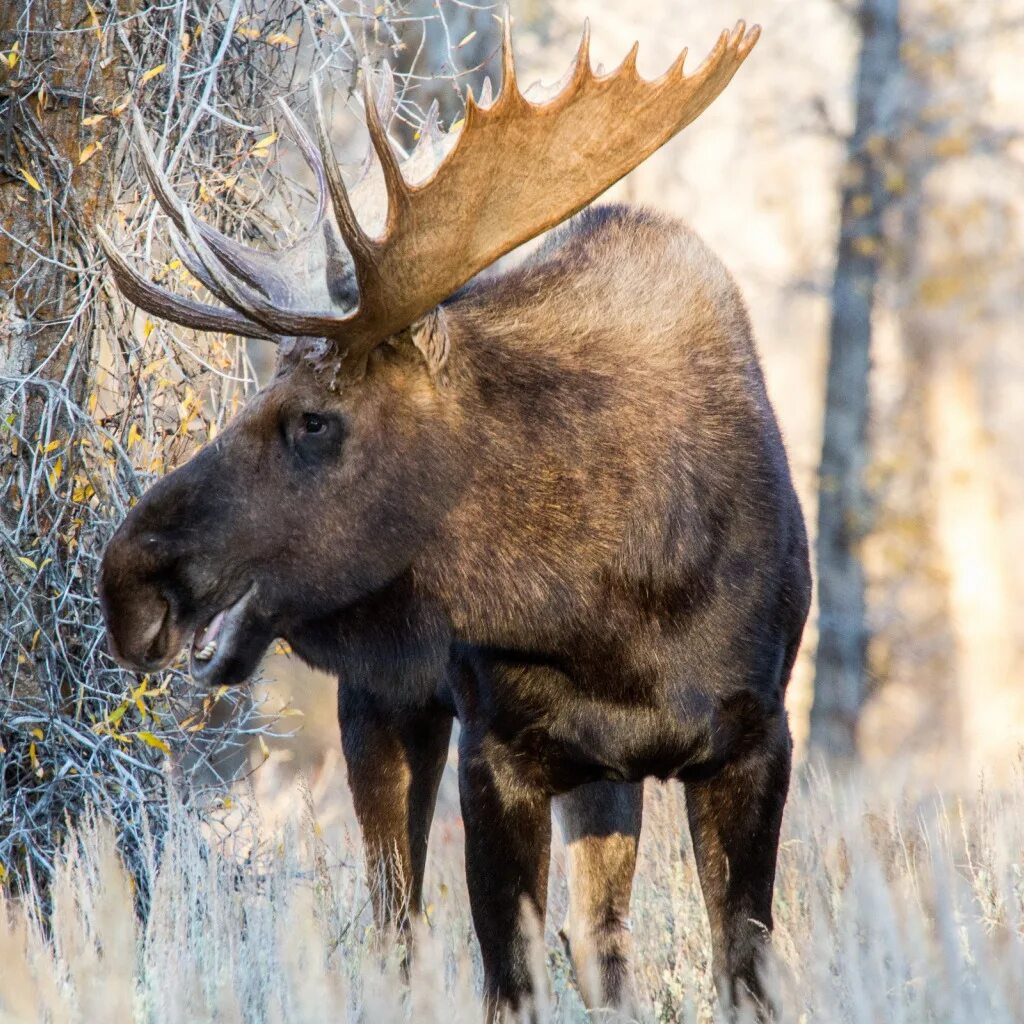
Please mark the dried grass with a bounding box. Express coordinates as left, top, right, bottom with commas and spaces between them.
1, 766, 1021, 1023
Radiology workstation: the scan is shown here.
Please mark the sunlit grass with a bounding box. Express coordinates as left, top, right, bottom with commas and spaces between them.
2, 764, 1022, 1022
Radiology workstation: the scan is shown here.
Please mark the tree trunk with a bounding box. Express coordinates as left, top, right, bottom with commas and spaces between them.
0, 0, 126, 391
809, 0, 902, 761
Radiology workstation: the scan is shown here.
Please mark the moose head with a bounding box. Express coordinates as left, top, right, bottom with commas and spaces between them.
98, 19, 761, 690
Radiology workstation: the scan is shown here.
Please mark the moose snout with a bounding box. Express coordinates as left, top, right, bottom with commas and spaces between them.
99, 527, 183, 672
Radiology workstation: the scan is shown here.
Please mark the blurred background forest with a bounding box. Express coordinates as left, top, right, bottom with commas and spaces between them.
2, 0, 1024, 883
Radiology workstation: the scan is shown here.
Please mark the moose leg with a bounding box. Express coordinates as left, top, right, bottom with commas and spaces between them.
459, 729, 552, 1019
684, 715, 792, 1020
554, 781, 643, 1015
338, 684, 453, 934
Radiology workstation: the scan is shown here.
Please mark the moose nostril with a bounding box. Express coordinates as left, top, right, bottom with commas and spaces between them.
141, 599, 172, 664
104, 592, 173, 671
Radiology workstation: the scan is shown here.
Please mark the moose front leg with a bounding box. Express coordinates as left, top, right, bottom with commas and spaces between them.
554, 780, 643, 1015
338, 684, 453, 935
459, 729, 552, 1020
684, 715, 792, 1020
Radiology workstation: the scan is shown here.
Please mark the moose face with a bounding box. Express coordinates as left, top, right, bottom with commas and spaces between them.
100, 346, 455, 687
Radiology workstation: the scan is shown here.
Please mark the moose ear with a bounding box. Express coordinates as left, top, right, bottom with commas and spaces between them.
407, 306, 451, 378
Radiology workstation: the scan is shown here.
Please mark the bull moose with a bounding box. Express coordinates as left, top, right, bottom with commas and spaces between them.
98, 17, 810, 1020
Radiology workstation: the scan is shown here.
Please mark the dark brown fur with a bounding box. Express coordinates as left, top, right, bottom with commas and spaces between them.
101, 204, 810, 1019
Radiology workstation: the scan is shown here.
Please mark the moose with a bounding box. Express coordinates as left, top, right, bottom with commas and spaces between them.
98, 17, 810, 1021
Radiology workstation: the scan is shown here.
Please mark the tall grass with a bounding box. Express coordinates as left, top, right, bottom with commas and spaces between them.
1, 763, 1022, 1023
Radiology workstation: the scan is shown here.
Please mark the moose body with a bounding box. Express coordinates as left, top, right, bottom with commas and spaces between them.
98, 20, 809, 1019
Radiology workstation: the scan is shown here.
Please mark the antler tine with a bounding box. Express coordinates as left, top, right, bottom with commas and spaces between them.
177, 202, 355, 338
311, 77, 375, 271
498, 13, 521, 106
167, 222, 235, 307
360, 60, 411, 229
95, 225, 275, 340
478, 78, 494, 110
618, 40, 640, 76
376, 60, 397, 131
425, 98, 442, 141
130, 107, 286, 302
572, 20, 592, 85
275, 98, 328, 231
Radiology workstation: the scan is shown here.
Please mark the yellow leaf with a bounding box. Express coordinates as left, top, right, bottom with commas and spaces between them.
136, 731, 170, 754
143, 318, 156, 339
849, 194, 872, 218
235, 26, 260, 39
82, 113, 108, 128
933, 133, 969, 159
252, 131, 279, 152
107, 703, 128, 726
141, 357, 167, 379
48, 456, 63, 487
140, 63, 166, 84
126, 423, 142, 448
133, 686, 148, 718
29, 742, 42, 776
885, 169, 906, 195
449, 117, 465, 133
86, 1, 103, 39
79, 141, 103, 165
20, 168, 42, 192
31, 728, 44, 740
457, 30, 477, 47
266, 32, 296, 48
4, 41, 19, 69
851, 235, 879, 257
258, 736, 271, 758
18, 556, 37, 571
112, 93, 131, 116
41, 439, 61, 453
0, 861, 7, 881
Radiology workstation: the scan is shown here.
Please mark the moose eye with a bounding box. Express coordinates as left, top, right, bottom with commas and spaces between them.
286, 411, 345, 462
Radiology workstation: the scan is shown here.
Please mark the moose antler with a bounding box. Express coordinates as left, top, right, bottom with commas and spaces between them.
97, 18, 760, 367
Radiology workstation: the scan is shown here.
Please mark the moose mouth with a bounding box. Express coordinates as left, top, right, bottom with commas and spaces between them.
188, 584, 263, 685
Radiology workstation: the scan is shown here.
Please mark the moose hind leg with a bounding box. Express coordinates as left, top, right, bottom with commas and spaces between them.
338, 684, 453, 932
684, 713, 792, 1020
554, 780, 643, 1015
